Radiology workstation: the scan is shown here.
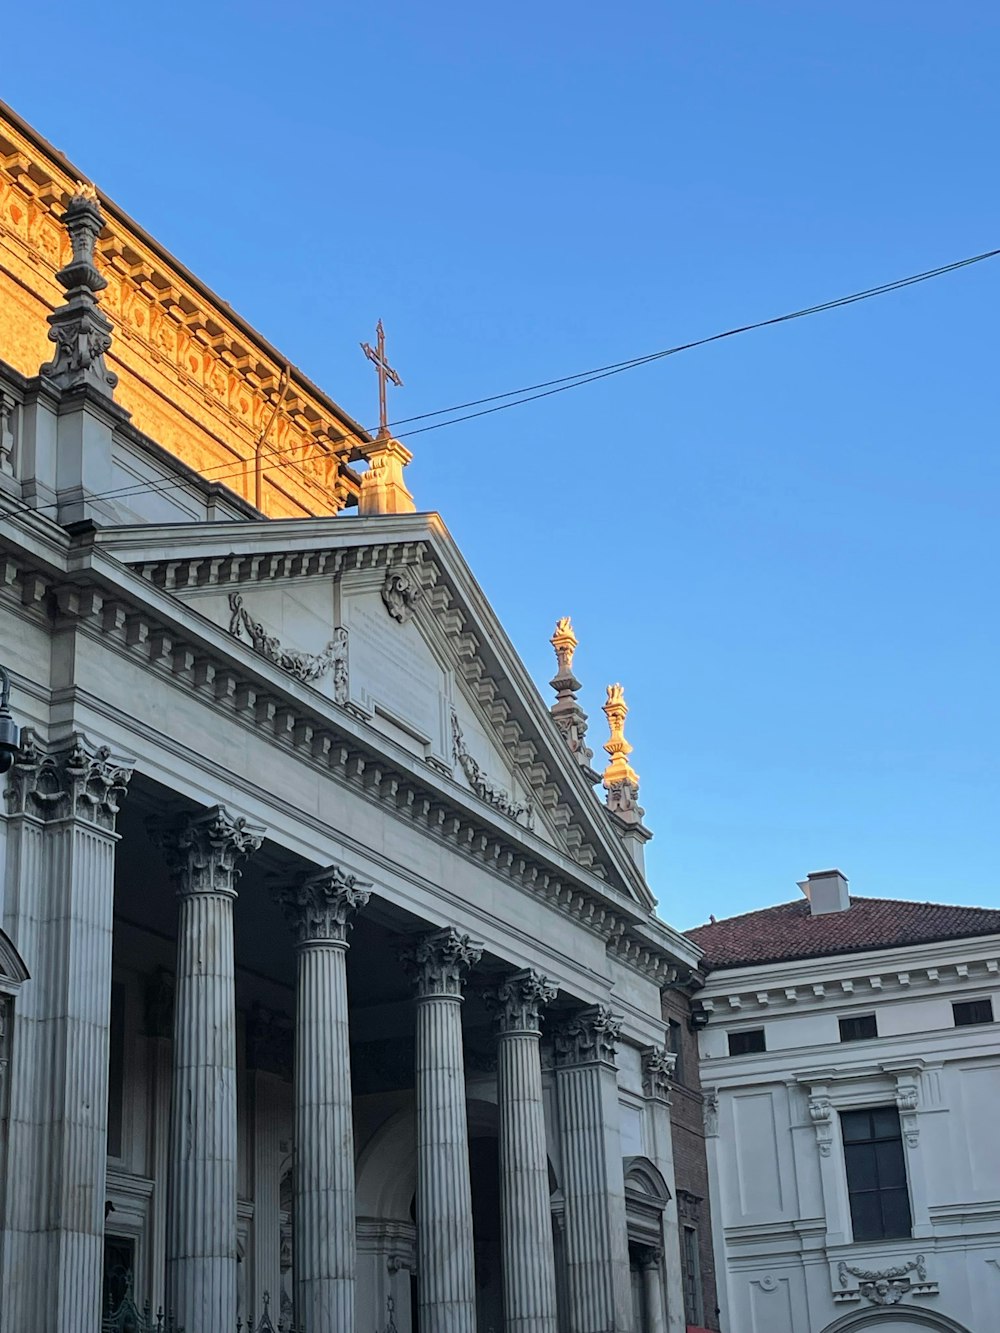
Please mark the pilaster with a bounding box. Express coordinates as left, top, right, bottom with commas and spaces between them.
1, 730, 133, 1333
484, 969, 559, 1333
640, 1045, 685, 1333
553, 1005, 633, 1333
401, 927, 483, 1333
273, 864, 370, 1333
151, 804, 263, 1333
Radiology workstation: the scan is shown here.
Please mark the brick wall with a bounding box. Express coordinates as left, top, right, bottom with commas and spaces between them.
662, 987, 721, 1331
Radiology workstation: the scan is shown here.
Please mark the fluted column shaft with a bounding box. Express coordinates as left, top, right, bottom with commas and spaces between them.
274, 865, 371, 1333
554, 1006, 633, 1333
402, 927, 483, 1333
487, 970, 559, 1333
154, 805, 263, 1333
1, 734, 132, 1333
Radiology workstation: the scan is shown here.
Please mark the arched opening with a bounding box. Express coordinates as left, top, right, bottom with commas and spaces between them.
818, 1307, 975, 1333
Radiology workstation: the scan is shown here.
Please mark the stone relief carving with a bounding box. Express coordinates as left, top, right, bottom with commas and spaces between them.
6, 730, 133, 832
380, 566, 423, 623
894, 1072, 921, 1147
837, 1256, 931, 1306
450, 708, 532, 826
703, 1088, 720, 1137
228, 592, 349, 697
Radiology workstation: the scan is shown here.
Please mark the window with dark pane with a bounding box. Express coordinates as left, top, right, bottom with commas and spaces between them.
953, 998, 994, 1027
728, 1028, 766, 1056
667, 1018, 685, 1085
681, 1225, 704, 1326
841, 1107, 912, 1241
839, 1013, 877, 1042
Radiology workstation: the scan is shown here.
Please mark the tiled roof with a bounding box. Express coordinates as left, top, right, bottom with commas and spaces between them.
685, 896, 1000, 971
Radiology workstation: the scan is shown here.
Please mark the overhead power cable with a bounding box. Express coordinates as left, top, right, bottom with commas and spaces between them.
5, 246, 997, 522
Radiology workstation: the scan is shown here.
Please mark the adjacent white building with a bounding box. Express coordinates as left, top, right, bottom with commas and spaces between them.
687, 869, 1000, 1333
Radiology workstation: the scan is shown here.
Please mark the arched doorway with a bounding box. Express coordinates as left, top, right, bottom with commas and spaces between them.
818, 1307, 975, 1333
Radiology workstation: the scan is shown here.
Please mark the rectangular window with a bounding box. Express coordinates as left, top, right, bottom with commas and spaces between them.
681, 1225, 704, 1326
839, 1013, 878, 1042
728, 1028, 766, 1055
841, 1107, 912, 1242
953, 998, 993, 1027
667, 1017, 685, 1085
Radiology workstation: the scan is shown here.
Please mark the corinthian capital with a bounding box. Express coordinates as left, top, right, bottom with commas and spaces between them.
553, 1005, 622, 1069
272, 863, 371, 945
400, 926, 483, 999
150, 804, 264, 898
641, 1044, 677, 1101
5, 729, 134, 832
484, 969, 557, 1036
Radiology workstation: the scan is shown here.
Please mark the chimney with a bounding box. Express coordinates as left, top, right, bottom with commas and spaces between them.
798, 869, 850, 916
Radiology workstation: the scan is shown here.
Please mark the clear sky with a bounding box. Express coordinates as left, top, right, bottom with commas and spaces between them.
5, 3, 998, 928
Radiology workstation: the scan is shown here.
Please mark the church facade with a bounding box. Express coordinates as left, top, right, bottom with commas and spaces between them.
0, 102, 706, 1333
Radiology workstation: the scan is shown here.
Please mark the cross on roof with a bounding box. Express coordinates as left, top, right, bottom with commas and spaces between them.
360, 319, 402, 439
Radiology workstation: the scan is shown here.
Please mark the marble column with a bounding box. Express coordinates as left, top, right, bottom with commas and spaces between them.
484, 969, 559, 1333
401, 926, 483, 1333
273, 864, 371, 1333
638, 1248, 667, 1333
554, 1005, 632, 1333
1, 732, 133, 1333
153, 804, 263, 1333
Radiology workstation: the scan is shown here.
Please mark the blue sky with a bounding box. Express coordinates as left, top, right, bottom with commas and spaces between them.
6, 3, 998, 928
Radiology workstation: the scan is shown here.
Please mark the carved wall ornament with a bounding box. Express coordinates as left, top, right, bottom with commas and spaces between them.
837, 1256, 930, 1306
641, 1044, 678, 1101
380, 566, 423, 623
149, 804, 264, 898
5, 729, 134, 832
894, 1073, 921, 1146
703, 1088, 720, 1137
553, 1005, 622, 1069
483, 969, 557, 1035
271, 863, 371, 946
807, 1093, 834, 1156
399, 926, 484, 999
450, 708, 533, 826
228, 592, 349, 697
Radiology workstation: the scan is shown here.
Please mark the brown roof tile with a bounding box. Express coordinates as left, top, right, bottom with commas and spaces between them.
685, 896, 1000, 971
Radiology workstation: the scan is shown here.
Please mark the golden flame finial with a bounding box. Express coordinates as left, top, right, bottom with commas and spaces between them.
550, 617, 578, 679
72, 179, 99, 202
602, 683, 641, 819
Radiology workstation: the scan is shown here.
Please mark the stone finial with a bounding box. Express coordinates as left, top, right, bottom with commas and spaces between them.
548, 617, 598, 779
40, 184, 118, 396
601, 684, 643, 823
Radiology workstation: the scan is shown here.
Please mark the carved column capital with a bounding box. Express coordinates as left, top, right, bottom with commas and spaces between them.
272, 864, 371, 946
150, 804, 264, 898
641, 1044, 677, 1101
635, 1245, 663, 1270
400, 926, 483, 1000
553, 1004, 622, 1068
484, 969, 557, 1036
5, 729, 134, 832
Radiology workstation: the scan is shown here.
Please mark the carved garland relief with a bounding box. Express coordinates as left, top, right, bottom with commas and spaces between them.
228, 592, 349, 699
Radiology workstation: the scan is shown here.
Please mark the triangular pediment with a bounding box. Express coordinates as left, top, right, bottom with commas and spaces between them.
94, 513, 655, 907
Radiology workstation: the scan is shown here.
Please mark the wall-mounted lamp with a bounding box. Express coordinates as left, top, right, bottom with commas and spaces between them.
0, 666, 21, 774
689, 1003, 710, 1031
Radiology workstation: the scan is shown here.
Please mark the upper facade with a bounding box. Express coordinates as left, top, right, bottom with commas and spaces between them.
687, 870, 1000, 1333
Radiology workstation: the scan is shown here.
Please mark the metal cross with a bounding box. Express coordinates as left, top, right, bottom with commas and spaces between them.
360, 319, 402, 439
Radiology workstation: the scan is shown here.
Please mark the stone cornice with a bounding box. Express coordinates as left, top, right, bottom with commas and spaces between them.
698, 941, 1000, 1017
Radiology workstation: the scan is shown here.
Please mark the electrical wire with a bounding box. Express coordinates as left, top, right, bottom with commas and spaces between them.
5, 246, 998, 522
